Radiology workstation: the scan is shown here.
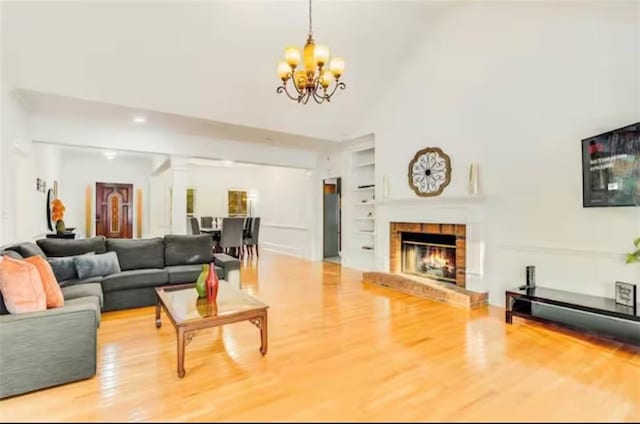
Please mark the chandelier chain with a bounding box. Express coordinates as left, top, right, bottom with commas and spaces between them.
308, 0, 313, 37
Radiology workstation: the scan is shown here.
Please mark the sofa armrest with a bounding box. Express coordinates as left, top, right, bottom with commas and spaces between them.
0, 304, 98, 399
213, 253, 241, 288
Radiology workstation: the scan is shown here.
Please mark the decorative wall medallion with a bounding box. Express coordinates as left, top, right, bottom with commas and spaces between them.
408, 147, 452, 197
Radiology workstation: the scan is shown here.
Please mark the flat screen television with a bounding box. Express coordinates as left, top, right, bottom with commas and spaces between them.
582, 122, 640, 207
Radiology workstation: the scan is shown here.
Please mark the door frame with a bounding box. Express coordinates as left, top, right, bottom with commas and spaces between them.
322, 176, 342, 260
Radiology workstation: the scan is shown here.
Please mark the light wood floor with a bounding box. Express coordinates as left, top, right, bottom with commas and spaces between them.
1, 252, 639, 422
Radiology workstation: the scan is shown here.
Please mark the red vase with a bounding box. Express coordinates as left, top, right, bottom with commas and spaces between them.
206, 262, 219, 302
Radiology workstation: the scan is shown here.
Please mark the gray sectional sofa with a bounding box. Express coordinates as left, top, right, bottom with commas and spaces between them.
0, 234, 240, 399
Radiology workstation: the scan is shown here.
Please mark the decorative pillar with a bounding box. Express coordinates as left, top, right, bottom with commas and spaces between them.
169, 156, 188, 235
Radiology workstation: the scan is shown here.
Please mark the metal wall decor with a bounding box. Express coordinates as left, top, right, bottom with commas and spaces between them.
408, 147, 452, 197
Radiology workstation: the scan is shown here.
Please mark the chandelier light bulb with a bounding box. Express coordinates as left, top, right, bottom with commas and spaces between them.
278, 61, 292, 81
314, 44, 330, 67
284, 47, 301, 68
320, 70, 334, 88
329, 57, 344, 78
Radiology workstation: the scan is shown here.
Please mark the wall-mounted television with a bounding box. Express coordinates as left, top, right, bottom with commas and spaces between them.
582, 122, 640, 207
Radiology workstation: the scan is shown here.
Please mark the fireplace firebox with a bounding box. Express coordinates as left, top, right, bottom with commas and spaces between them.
401, 232, 457, 283
390, 222, 466, 288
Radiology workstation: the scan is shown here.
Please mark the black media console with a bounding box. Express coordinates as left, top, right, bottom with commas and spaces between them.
505, 286, 639, 345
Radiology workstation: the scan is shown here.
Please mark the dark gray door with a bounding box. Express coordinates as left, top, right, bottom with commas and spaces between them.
323, 193, 340, 257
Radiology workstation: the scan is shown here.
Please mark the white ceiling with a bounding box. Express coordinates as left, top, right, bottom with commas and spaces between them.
2, 1, 455, 141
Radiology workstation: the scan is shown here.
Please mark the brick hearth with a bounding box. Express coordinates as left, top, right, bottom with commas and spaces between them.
363, 271, 488, 309
362, 221, 488, 309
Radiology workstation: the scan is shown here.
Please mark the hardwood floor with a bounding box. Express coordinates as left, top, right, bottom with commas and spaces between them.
1, 252, 639, 421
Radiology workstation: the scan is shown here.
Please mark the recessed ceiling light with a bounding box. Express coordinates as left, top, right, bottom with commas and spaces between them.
132, 115, 146, 124
104, 151, 116, 160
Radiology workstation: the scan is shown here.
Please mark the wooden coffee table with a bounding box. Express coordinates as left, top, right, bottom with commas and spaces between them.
155, 281, 269, 378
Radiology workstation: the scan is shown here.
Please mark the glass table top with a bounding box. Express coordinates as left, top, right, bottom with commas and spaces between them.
156, 281, 268, 325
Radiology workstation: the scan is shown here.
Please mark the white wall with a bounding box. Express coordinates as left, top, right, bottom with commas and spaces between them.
361, 1, 640, 305
58, 150, 154, 238
0, 89, 61, 243
187, 163, 314, 258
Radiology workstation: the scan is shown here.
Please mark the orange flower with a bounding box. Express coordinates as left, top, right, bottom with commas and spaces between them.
51, 198, 65, 221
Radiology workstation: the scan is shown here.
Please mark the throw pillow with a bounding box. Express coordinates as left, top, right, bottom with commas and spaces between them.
74, 251, 121, 280
24, 256, 64, 309
0, 256, 46, 314
48, 252, 95, 283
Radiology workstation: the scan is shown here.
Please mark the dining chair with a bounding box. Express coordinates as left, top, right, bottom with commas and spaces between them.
200, 216, 213, 228
186, 217, 200, 235
218, 217, 245, 259
244, 217, 261, 257
243, 217, 253, 239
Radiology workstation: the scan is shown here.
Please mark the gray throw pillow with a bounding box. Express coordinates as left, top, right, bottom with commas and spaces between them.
48, 252, 95, 282
74, 251, 121, 280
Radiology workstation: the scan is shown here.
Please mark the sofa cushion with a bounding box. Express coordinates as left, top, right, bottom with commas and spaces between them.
107, 238, 164, 271
48, 252, 95, 282
65, 296, 101, 326
58, 276, 103, 288
61, 283, 103, 308
101, 269, 168, 293
24, 256, 64, 309
0, 250, 23, 260
74, 252, 121, 280
4, 242, 46, 259
37, 236, 106, 258
164, 235, 213, 267
0, 257, 46, 314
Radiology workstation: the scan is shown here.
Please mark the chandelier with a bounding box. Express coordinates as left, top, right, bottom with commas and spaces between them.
276, 0, 345, 104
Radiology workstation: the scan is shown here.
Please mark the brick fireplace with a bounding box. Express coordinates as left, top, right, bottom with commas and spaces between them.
363, 220, 486, 308
390, 222, 466, 288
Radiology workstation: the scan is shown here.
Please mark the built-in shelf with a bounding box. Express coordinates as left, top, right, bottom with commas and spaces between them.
358, 231, 376, 235
349, 138, 376, 269
353, 146, 375, 154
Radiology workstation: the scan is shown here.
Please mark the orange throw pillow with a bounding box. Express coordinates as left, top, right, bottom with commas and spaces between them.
0, 256, 46, 314
24, 256, 64, 309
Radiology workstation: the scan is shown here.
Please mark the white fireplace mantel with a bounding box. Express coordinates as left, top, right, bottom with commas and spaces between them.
375, 195, 486, 207
375, 195, 488, 293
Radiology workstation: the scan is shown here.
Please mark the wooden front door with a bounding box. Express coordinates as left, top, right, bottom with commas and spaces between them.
96, 183, 133, 238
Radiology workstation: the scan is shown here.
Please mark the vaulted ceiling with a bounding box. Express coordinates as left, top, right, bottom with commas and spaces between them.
2, 1, 454, 141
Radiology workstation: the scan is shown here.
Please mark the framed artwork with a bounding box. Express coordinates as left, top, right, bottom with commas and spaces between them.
615, 281, 637, 312
228, 190, 248, 217
186, 188, 196, 217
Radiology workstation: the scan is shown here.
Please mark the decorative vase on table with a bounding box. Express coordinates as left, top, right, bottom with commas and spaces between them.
55, 219, 66, 235
206, 262, 219, 302
195, 264, 209, 298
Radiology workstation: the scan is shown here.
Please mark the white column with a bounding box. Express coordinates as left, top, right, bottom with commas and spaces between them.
169, 156, 188, 235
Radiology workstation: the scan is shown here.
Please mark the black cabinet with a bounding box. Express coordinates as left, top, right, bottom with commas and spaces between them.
506, 286, 639, 345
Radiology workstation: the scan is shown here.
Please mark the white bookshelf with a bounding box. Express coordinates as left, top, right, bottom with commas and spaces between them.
347, 140, 376, 269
